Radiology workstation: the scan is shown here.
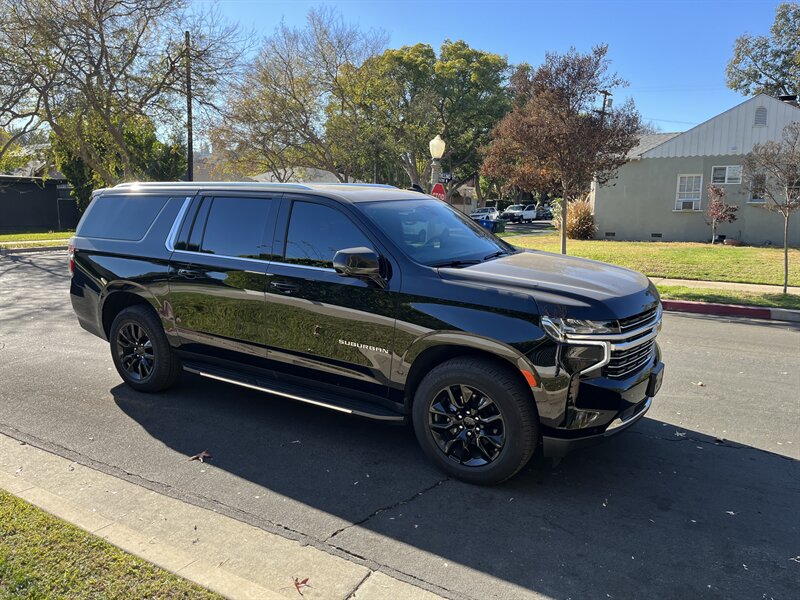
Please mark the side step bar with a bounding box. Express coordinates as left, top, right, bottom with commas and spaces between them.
182, 362, 405, 422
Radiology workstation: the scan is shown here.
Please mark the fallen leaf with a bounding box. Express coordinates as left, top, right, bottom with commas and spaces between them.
189, 450, 212, 463
293, 577, 311, 596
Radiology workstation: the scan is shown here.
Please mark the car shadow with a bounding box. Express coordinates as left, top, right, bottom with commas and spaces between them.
113, 373, 798, 599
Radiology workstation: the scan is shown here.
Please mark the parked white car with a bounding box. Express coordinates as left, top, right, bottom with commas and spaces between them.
469, 207, 499, 221
500, 204, 524, 222
518, 204, 538, 223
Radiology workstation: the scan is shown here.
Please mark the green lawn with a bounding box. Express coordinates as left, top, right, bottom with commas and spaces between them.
0, 489, 222, 599
510, 234, 800, 287
0, 231, 74, 243
656, 285, 800, 310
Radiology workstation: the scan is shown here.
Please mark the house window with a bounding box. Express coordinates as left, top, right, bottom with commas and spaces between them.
675, 174, 703, 211
748, 174, 766, 203
754, 107, 767, 127
711, 165, 742, 184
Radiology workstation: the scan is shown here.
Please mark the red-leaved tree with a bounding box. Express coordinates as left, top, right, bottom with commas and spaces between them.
705, 184, 738, 244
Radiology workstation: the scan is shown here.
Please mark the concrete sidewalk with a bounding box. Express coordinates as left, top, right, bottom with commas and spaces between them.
0, 433, 445, 600
651, 276, 800, 295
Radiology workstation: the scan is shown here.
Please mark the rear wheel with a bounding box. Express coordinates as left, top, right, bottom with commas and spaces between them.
412, 357, 538, 485
109, 305, 181, 392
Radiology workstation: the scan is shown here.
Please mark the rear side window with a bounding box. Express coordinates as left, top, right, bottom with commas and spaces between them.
198, 196, 273, 259
284, 201, 372, 268
78, 195, 168, 241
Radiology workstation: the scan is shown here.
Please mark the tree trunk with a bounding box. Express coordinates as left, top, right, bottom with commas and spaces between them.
560, 198, 568, 255
783, 214, 789, 294
711, 219, 716, 244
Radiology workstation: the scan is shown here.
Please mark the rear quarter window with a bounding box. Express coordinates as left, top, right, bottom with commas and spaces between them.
78, 194, 169, 241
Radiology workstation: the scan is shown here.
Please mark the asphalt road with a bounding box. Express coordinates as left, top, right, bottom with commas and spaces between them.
1, 251, 798, 600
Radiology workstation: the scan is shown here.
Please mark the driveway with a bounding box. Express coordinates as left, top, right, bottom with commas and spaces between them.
1, 251, 798, 599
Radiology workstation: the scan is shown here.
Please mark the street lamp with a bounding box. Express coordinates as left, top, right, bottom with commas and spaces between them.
429, 134, 446, 191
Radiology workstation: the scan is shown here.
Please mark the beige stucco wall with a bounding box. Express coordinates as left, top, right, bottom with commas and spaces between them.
593, 155, 800, 246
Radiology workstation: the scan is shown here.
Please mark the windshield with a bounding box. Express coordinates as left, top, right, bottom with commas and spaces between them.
359, 199, 513, 267
506, 205, 523, 211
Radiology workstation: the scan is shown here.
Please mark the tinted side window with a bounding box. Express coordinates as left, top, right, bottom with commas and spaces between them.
284, 202, 372, 268
78, 195, 168, 241
199, 197, 272, 259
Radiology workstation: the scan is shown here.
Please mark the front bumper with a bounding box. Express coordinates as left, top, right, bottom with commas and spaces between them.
540, 360, 664, 457
542, 396, 652, 457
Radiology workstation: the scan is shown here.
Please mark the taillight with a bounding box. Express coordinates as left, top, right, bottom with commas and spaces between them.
68, 238, 75, 275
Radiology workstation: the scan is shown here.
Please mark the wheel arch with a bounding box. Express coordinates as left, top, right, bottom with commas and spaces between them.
401, 333, 540, 413
100, 283, 162, 339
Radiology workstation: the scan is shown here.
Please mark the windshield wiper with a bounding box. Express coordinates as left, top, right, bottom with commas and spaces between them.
483, 250, 510, 261
430, 259, 481, 268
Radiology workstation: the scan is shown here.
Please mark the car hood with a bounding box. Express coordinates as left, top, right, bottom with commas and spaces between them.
437, 250, 660, 321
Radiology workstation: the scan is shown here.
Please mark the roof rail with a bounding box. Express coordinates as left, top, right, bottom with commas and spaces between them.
112, 181, 315, 190
318, 183, 397, 189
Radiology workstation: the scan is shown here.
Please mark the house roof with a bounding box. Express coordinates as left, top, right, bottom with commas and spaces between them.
628, 132, 681, 158
640, 93, 800, 159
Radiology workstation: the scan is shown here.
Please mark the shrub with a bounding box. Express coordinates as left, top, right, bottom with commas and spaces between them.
554, 198, 596, 239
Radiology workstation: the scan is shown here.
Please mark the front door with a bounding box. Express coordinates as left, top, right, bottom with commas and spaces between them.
168, 194, 278, 365
264, 197, 398, 399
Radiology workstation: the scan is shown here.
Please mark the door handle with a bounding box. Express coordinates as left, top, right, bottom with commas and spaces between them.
270, 281, 299, 294
177, 268, 201, 279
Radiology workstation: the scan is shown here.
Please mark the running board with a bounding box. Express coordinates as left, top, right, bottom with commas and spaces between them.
182, 362, 405, 422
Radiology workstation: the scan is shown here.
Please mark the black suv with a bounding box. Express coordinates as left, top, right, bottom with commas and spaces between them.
70, 182, 664, 485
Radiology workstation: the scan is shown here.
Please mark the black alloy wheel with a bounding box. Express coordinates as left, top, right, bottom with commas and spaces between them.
412, 357, 538, 485
116, 322, 155, 381
428, 384, 506, 466
109, 304, 182, 393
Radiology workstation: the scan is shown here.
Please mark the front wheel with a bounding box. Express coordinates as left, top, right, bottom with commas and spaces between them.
412, 357, 538, 485
109, 305, 182, 393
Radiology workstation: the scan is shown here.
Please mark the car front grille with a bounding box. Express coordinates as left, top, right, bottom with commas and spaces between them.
602, 306, 660, 380
604, 338, 657, 379
618, 306, 659, 333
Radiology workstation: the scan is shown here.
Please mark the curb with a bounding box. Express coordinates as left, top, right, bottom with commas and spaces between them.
0, 245, 68, 254
662, 299, 800, 323
0, 434, 446, 600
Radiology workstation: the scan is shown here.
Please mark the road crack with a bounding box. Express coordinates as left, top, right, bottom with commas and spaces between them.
326, 476, 449, 542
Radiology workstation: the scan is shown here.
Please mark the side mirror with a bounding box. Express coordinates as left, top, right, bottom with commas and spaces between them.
332, 247, 386, 287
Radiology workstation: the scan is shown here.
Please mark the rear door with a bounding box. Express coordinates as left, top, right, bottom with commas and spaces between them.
168, 193, 278, 365
263, 196, 399, 399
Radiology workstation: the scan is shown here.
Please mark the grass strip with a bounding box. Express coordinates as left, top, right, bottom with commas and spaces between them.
510, 234, 800, 286
656, 285, 800, 310
0, 488, 222, 599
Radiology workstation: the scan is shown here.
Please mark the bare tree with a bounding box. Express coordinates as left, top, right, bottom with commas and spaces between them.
705, 184, 738, 244
482, 45, 641, 254
742, 122, 800, 293
0, 0, 246, 183
215, 7, 386, 182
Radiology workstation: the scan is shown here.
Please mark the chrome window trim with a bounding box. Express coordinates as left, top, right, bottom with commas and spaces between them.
164, 196, 193, 252
171, 248, 269, 268
270, 260, 337, 273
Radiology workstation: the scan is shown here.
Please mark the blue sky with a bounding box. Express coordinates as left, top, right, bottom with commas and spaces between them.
204, 0, 781, 132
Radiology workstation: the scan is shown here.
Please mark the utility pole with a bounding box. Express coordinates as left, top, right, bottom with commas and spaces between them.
598, 89, 612, 126
185, 31, 193, 182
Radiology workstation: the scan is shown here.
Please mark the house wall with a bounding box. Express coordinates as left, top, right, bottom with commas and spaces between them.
593, 155, 800, 246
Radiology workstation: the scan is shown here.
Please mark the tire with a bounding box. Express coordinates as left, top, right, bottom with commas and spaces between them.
412, 357, 538, 485
109, 305, 182, 393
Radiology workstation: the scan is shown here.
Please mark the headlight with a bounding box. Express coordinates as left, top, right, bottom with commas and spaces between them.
541, 316, 619, 339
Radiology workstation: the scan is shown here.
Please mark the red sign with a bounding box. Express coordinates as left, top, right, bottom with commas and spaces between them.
430, 182, 446, 200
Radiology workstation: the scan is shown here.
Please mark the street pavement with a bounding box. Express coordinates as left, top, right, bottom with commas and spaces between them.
1, 251, 798, 600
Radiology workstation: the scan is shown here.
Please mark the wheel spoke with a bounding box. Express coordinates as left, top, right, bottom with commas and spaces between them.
481, 413, 502, 424
459, 385, 473, 405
